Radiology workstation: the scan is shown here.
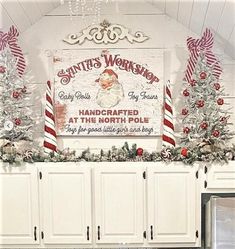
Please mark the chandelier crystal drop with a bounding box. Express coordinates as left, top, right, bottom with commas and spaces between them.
63, 0, 111, 25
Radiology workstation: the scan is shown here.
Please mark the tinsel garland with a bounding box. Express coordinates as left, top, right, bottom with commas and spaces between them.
0, 142, 234, 165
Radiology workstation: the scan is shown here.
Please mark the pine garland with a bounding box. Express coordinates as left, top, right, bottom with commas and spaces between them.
0, 142, 234, 165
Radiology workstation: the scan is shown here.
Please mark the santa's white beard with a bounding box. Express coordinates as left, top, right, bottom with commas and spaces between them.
96, 83, 124, 108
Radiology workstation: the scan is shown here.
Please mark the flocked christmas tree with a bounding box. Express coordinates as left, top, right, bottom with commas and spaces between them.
180, 52, 234, 157
0, 49, 33, 144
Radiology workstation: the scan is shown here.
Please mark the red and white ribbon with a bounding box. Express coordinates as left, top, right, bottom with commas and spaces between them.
185, 28, 222, 83
0, 26, 26, 77
44, 80, 57, 154
162, 81, 175, 148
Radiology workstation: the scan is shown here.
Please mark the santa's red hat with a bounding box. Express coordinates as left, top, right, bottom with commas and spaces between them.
95, 69, 118, 82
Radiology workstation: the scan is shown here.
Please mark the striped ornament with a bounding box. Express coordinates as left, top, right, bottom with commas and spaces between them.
185, 28, 222, 83
44, 80, 57, 154
0, 26, 26, 77
162, 81, 175, 148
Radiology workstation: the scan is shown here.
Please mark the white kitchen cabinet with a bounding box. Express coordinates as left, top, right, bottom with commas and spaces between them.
0, 162, 210, 248
147, 164, 198, 244
40, 164, 92, 245
0, 165, 40, 245
203, 161, 235, 192
93, 164, 145, 245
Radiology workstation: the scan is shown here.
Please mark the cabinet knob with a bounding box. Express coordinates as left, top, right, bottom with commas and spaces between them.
87, 226, 90, 241
98, 226, 100, 240
150, 225, 153, 240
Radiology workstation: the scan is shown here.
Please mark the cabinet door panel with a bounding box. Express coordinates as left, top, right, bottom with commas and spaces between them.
147, 165, 196, 243
41, 166, 92, 244
206, 162, 235, 191
94, 165, 144, 244
0, 167, 39, 245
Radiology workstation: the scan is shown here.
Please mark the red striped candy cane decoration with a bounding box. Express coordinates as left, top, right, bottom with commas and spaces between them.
0, 26, 26, 77
7, 26, 26, 77
44, 80, 57, 154
162, 81, 175, 148
185, 28, 222, 83
0, 31, 9, 50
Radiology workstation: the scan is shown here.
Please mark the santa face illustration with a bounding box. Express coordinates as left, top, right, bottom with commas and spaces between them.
96, 69, 124, 108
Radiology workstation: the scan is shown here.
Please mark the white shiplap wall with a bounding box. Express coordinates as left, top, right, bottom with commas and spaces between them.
0, 0, 60, 32
1, 0, 235, 153
152, 0, 235, 58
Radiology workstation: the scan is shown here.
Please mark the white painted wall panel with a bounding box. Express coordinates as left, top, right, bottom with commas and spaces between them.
0, 3, 15, 30
177, 0, 194, 28
29, 83, 44, 117
203, 0, 225, 32
222, 63, 235, 97
190, 0, 209, 35
165, 0, 179, 20
1, 0, 31, 32
18, 1, 42, 25
51, 0, 61, 8
119, 1, 164, 14
21, 14, 169, 52
163, 16, 196, 48
217, 1, 235, 41
152, 0, 165, 13
34, 0, 55, 16
47, 1, 70, 15
49, 1, 164, 16
224, 25, 235, 59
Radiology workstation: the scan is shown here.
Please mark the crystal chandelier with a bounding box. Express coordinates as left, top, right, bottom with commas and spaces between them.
61, 0, 112, 25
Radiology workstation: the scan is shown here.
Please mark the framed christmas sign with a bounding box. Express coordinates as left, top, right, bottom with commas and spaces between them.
53, 49, 164, 136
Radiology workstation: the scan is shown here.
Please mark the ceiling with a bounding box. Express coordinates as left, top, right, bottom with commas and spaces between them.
0, 0, 235, 58
152, 0, 235, 58
0, 0, 61, 32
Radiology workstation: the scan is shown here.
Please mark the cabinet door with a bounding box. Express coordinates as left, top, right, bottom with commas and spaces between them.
94, 164, 144, 244
0, 166, 40, 245
147, 164, 196, 244
206, 162, 235, 191
41, 165, 92, 244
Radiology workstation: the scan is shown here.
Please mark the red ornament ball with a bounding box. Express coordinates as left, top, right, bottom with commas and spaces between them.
0, 66, 6, 73
200, 122, 208, 129
14, 118, 21, 126
183, 89, 190, 97
212, 130, 220, 137
214, 83, 221, 90
189, 79, 196, 86
217, 98, 224, 105
136, 148, 144, 156
181, 108, 189, 115
200, 72, 207, 79
196, 99, 205, 108
12, 91, 20, 99
183, 127, 190, 134
181, 147, 188, 157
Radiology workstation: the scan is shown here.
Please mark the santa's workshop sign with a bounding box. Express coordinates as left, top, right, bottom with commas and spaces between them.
53, 49, 164, 136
